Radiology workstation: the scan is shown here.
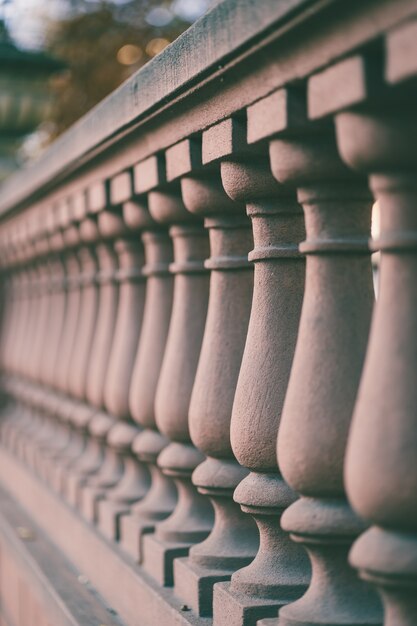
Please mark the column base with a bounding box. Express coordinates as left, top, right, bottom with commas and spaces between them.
174, 556, 232, 617
213, 582, 281, 626
80, 484, 105, 523
142, 533, 190, 586
97, 498, 129, 540
119, 512, 156, 562
49, 461, 67, 493
66, 473, 87, 508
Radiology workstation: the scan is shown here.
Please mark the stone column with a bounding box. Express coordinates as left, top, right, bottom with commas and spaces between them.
23, 207, 66, 468
39, 207, 67, 390
34, 204, 75, 478
50, 206, 100, 493
16, 211, 50, 463
0, 221, 31, 446
164, 132, 258, 617
0, 230, 16, 382
210, 113, 309, 626
322, 46, 417, 626
120, 158, 177, 563
79, 174, 150, 538
40, 201, 84, 484
0, 226, 19, 378
52, 194, 99, 474
246, 85, 379, 626
65, 231, 119, 508
141, 155, 213, 587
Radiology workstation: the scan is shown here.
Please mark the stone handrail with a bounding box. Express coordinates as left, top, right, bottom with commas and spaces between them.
0, 1, 416, 625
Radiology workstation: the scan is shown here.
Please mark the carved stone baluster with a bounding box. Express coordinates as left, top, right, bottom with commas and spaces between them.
239, 85, 380, 626
0, 229, 16, 379
41, 200, 83, 483
0, 224, 28, 445
34, 204, 75, 479
63, 188, 119, 506
209, 113, 309, 626
24, 209, 62, 468
95, 172, 151, 540
79, 181, 128, 520
318, 46, 417, 626
0, 226, 21, 380
159, 132, 257, 617
0, 226, 23, 392
65, 234, 119, 508
16, 212, 50, 461
54, 209, 101, 493
79, 175, 150, 536
120, 158, 177, 562
16, 213, 44, 442
19, 213, 43, 385
49, 206, 99, 491
2, 223, 33, 450
0, 233, 14, 396
33, 206, 68, 460
40, 207, 67, 390
141, 155, 213, 587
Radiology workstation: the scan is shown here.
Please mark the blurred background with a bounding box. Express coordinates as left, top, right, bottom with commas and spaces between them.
0, 0, 213, 179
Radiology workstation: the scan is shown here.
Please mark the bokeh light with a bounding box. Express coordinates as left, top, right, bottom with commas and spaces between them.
146, 37, 170, 57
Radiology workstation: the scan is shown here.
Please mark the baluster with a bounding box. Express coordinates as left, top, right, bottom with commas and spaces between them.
162, 132, 258, 617
80, 174, 150, 538
0, 224, 26, 443
0, 227, 21, 389
15, 212, 49, 461
33, 206, 68, 462
40, 200, 83, 482
78, 181, 128, 521
1, 223, 31, 449
240, 84, 380, 626
209, 112, 309, 626
321, 45, 417, 626
0, 227, 16, 378
0, 230, 14, 386
120, 159, 177, 562
34, 204, 73, 478
56, 206, 101, 494
64, 188, 119, 506
65, 235, 119, 507
140, 155, 213, 587
24, 210, 61, 468
49, 206, 99, 491
0, 225, 20, 380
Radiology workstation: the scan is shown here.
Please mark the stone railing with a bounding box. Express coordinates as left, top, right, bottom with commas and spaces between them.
0, 1, 415, 625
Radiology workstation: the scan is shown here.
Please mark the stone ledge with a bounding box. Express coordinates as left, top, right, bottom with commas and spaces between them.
0, 446, 210, 626
0, 486, 124, 626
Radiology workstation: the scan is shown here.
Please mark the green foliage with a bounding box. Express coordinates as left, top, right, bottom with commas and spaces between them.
45, 1, 190, 139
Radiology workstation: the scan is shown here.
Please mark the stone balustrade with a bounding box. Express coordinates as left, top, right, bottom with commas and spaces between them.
0, 2, 415, 625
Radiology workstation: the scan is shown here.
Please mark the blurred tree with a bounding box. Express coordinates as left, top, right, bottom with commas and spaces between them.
45, 0, 206, 139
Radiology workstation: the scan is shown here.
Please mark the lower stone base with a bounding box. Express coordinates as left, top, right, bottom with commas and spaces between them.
119, 512, 156, 562
66, 472, 87, 508
80, 484, 105, 523
97, 498, 129, 540
174, 556, 232, 617
0, 445, 211, 626
212, 582, 281, 626
142, 533, 190, 586
0, 484, 122, 626
50, 461, 69, 494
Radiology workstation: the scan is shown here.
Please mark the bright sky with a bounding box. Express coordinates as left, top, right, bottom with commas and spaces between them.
2, 0, 69, 49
